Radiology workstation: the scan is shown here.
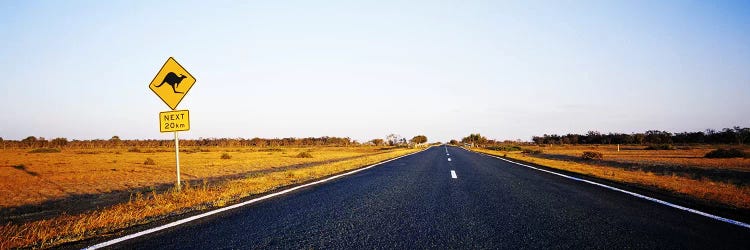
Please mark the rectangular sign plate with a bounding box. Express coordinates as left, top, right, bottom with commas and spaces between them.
159, 110, 190, 132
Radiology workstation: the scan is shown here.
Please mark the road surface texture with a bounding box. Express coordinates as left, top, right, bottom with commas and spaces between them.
108, 146, 749, 249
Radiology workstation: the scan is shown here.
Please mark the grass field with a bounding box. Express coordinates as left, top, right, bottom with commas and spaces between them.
0, 146, 390, 208
524, 144, 750, 171
471, 144, 750, 211
0, 146, 421, 249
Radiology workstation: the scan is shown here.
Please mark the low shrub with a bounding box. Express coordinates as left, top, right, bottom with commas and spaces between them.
128, 147, 141, 153
296, 152, 313, 158
220, 153, 232, 159
260, 148, 284, 152
581, 151, 604, 160
75, 151, 99, 154
487, 145, 522, 151
522, 148, 542, 155
28, 148, 61, 153
144, 158, 156, 165
705, 148, 746, 158
645, 144, 675, 150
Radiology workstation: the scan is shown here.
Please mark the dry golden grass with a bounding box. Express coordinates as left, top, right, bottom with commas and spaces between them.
471, 147, 750, 210
0, 146, 420, 249
0, 147, 387, 207
523, 144, 750, 171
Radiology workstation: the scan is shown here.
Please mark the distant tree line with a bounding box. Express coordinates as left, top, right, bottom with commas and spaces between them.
454, 133, 522, 146
461, 133, 488, 145
531, 127, 750, 145
368, 134, 429, 146
2, 134, 433, 149
0, 136, 360, 149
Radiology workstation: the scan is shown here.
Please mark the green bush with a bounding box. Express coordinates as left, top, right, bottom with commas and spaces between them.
581, 151, 604, 160
296, 152, 313, 158
705, 148, 746, 158
28, 148, 61, 153
645, 144, 675, 150
220, 153, 232, 159
144, 158, 156, 165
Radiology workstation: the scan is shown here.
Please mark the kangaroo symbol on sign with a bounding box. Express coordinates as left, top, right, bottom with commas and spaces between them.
154, 72, 187, 94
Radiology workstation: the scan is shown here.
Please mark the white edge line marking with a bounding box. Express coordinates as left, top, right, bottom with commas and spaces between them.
451, 170, 457, 179
467, 147, 750, 230
85, 149, 428, 249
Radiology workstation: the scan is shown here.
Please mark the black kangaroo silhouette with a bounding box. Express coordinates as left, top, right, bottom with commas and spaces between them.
154, 72, 187, 93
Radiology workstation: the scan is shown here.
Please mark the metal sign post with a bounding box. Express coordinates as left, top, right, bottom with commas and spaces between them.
158, 110, 190, 190
175, 131, 181, 191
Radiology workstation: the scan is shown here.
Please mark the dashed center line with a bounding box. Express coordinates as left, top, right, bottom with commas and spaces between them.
451, 170, 457, 179
447, 158, 452, 162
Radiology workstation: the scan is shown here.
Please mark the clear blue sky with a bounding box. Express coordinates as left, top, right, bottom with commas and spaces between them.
1, 0, 749, 143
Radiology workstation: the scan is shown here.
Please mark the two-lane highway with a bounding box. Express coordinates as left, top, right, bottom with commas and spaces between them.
102, 146, 749, 249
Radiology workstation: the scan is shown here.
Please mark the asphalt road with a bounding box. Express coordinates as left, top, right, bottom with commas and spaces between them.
109, 146, 749, 249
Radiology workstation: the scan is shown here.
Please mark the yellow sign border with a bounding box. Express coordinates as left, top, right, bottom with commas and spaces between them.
159, 110, 190, 133
149, 57, 197, 110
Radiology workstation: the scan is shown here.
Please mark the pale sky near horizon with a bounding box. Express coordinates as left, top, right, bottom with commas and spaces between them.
1, 0, 749, 143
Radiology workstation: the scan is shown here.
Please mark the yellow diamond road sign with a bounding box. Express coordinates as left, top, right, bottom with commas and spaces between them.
149, 57, 196, 110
